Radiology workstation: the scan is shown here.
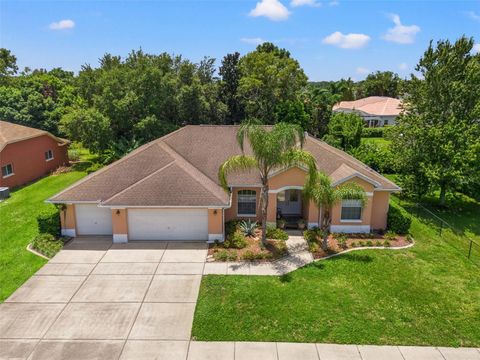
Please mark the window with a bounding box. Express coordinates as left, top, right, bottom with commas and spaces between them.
383, 119, 389, 126
289, 190, 299, 202
45, 149, 54, 161
237, 190, 256, 216
1, 164, 13, 178
341, 199, 362, 221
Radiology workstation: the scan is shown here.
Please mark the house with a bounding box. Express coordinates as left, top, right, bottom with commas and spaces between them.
48, 125, 400, 243
0, 121, 69, 189
333, 96, 402, 127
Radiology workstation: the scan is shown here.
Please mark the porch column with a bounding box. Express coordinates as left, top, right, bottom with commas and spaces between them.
266, 192, 277, 226
307, 200, 319, 229
208, 208, 224, 242
112, 208, 128, 243
60, 204, 77, 237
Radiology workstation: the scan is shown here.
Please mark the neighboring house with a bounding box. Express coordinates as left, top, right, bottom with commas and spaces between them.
49, 125, 400, 243
333, 96, 402, 127
0, 121, 69, 189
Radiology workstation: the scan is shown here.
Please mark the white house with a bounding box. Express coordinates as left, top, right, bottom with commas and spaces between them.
333, 96, 402, 127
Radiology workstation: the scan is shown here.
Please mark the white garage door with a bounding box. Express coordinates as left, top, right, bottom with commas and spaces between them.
128, 209, 208, 241
75, 204, 113, 235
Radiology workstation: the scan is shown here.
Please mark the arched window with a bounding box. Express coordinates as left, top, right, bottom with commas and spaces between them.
237, 190, 256, 216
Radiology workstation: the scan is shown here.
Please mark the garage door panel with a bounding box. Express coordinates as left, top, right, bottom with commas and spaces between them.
76, 204, 113, 235
128, 209, 208, 241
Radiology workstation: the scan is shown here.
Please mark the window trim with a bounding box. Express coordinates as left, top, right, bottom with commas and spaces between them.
45, 149, 54, 162
1, 163, 14, 178
237, 189, 257, 217
340, 199, 363, 222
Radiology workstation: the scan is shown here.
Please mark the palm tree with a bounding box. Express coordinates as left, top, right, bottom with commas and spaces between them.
303, 171, 367, 249
219, 122, 317, 245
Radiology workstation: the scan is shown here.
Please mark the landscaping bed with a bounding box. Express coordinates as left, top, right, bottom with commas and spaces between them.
304, 229, 412, 259
207, 220, 289, 262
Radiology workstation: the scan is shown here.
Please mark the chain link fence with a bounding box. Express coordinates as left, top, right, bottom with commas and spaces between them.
399, 200, 480, 267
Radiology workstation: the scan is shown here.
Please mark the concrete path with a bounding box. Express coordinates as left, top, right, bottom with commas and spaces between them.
1, 237, 478, 359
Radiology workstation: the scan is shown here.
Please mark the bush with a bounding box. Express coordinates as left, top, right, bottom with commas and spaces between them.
238, 219, 257, 237
266, 227, 289, 240
351, 242, 357, 248
406, 234, 414, 243
349, 142, 395, 173
375, 240, 382, 246
31, 233, 63, 258
383, 240, 391, 247
272, 240, 288, 254
37, 208, 60, 237
225, 220, 241, 237
358, 241, 366, 247
86, 162, 103, 174
362, 127, 385, 138
336, 234, 348, 249
214, 249, 229, 261
242, 250, 255, 261
224, 230, 247, 249
387, 205, 411, 234
366, 240, 373, 247
385, 230, 397, 240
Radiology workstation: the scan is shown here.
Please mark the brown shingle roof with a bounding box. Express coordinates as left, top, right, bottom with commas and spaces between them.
333, 96, 402, 116
0, 121, 68, 152
50, 125, 399, 206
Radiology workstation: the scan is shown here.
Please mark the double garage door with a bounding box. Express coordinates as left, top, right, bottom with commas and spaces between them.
75, 204, 208, 241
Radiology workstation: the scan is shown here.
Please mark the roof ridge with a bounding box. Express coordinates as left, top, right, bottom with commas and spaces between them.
102, 159, 176, 204
157, 141, 229, 204
306, 134, 400, 190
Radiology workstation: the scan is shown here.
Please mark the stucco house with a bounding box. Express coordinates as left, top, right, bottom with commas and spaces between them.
333, 96, 402, 127
0, 121, 69, 189
49, 125, 400, 243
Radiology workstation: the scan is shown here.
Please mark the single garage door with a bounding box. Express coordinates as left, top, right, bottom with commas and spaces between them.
75, 204, 113, 235
128, 209, 208, 241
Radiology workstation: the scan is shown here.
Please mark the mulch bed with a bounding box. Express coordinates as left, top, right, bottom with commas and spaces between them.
207, 230, 288, 262
310, 233, 411, 259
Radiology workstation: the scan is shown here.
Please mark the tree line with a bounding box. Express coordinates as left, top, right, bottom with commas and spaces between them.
0, 37, 478, 206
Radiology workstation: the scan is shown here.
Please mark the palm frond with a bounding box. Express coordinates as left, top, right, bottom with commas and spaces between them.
218, 155, 258, 190
334, 182, 368, 206
276, 149, 317, 176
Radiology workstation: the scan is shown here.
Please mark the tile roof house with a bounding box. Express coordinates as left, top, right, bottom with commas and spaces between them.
333, 96, 402, 127
49, 125, 400, 243
0, 121, 69, 189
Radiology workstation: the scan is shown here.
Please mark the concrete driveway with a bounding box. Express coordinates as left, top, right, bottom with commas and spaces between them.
0, 237, 207, 360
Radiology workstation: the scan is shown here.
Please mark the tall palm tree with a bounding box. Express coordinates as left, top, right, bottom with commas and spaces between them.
303, 171, 367, 249
219, 122, 317, 245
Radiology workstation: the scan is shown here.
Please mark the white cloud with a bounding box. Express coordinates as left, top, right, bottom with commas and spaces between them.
241, 37, 265, 45
382, 14, 420, 44
290, 0, 321, 8
49, 19, 75, 30
399, 62, 408, 70
249, 0, 290, 21
328, 0, 339, 6
322, 31, 370, 49
466, 11, 480, 22
356, 67, 370, 75
473, 44, 480, 54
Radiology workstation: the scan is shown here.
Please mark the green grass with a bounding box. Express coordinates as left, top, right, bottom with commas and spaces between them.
0, 170, 87, 302
361, 137, 391, 147
192, 196, 480, 346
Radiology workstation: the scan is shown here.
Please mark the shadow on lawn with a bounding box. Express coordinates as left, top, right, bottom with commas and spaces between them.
329, 253, 374, 263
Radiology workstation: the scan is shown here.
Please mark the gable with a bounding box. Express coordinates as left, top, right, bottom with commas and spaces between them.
268, 167, 307, 190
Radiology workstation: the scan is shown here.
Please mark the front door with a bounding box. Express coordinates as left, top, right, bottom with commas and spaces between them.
277, 189, 302, 215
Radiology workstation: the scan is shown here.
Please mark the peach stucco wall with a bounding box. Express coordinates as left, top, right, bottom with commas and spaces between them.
208, 209, 223, 234
112, 208, 128, 235
224, 187, 261, 222
268, 167, 306, 190
60, 204, 76, 231
0, 135, 69, 188
370, 192, 390, 230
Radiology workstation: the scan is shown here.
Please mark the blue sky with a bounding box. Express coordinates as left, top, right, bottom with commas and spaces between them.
1, 0, 479, 81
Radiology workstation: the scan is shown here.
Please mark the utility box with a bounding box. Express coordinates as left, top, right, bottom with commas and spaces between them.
0, 187, 10, 200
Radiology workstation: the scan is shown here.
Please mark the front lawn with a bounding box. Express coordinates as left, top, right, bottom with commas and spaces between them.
192, 196, 480, 346
0, 170, 87, 302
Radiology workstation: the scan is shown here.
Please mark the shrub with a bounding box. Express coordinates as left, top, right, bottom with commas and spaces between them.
272, 240, 288, 254
375, 240, 382, 246
362, 127, 385, 138
266, 227, 288, 240
358, 241, 366, 247
351, 242, 357, 248
238, 219, 257, 237
385, 230, 397, 240
309, 242, 320, 253
31, 233, 63, 258
225, 219, 241, 237
224, 230, 247, 249
68, 148, 81, 162
366, 240, 373, 247
37, 208, 60, 237
276, 218, 286, 229
242, 250, 256, 261
406, 234, 414, 243
227, 251, 238, 261
383, 240, 391, 247
349, 142, 395, 173
387, 205, 411, 234
86, 162, 103, 174
337, 234, 348, 249
214, 249, 229, 261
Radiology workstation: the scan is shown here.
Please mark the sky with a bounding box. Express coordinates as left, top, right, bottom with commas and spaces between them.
1, 0, 479, 81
